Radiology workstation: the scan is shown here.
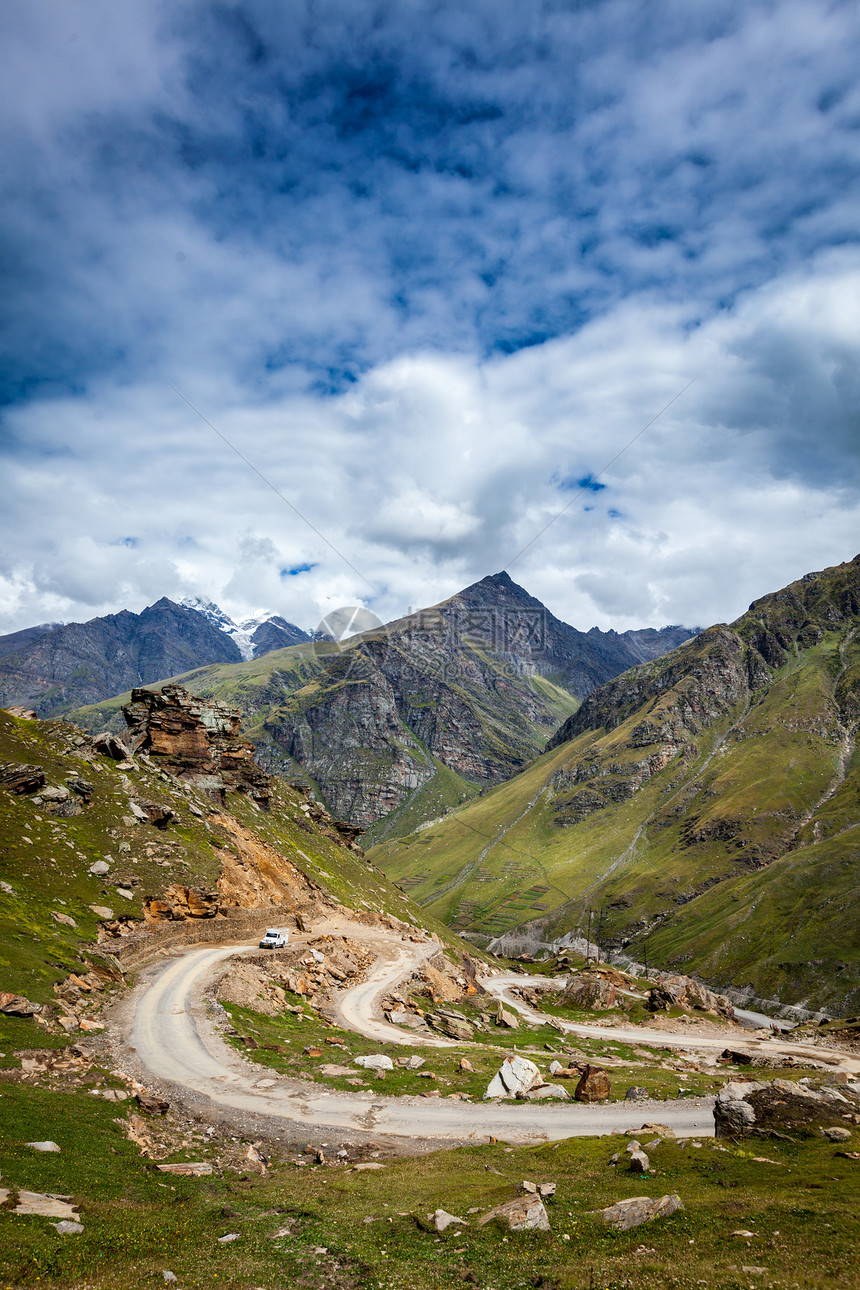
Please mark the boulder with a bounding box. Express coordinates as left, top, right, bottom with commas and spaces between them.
625, 1086, 649, 1101
484, 1055, 544, 1099
5, 706, 38, 720
53, 1220, 84, 1235
354, 1054, 394, 1071
714, 1079, 847, 1138
495, 1002, 520, 1028
426, 1011, 474, 1041
479, 1194, 550, 1232
593, 1193, 683, 1231
430, 1209, 466, 1232
0, 991, 42, 1016
575, 1065, 611, 1103
525, 1084, 571, 1101
89, 860, 110, 876
821, 1126, 852, 1142
648, 974, 734, 1020
93, 732, 134, 761
27, 1141, 61, 1152
628, 1150, 650, 1174
562, 973, 617, 1010
136, 1093, 170, 1115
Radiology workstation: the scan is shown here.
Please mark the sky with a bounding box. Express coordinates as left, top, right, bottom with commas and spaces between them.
2, 0, 859, 637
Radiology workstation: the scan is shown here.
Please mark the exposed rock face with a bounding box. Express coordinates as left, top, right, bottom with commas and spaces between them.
0, 598, 243, 718
121, 684, 271, 807
263, 572, 696, 826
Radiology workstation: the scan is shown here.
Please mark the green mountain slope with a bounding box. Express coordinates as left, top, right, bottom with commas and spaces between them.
0, 703, 449, 1006
371, 554, 860, 1013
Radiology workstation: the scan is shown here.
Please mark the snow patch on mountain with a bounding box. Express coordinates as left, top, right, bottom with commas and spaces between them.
179, 597, 266, 661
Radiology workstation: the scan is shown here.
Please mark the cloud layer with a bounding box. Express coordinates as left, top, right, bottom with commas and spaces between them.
1, 1, 859, 634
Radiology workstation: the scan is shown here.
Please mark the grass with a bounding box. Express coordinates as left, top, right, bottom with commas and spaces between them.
1, 1072, 858, 1289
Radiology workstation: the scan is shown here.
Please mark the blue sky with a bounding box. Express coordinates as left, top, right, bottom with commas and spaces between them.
1, 0, 859, 634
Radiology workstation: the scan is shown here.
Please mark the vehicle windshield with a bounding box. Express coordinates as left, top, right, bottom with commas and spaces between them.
265, 930, 279, 938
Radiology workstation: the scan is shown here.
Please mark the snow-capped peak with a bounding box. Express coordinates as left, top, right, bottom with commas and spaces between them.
179, 597, 268, 661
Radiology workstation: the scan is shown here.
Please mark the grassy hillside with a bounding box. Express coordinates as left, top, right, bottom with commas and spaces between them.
371, 556, 860, 1013
0, 706, 456, 1005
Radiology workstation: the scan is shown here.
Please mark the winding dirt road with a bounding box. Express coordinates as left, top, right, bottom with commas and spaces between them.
128, 941, 717, 1145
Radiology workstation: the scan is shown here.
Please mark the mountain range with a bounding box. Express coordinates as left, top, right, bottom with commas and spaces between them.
371, 553, 860, 1013
65, 574, 697, 840
0, 598, 311, 718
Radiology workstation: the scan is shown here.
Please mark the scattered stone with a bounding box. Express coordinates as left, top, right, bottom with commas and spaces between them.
90, 905, 114, 919
27, 1140, 61, 1152
218, 1233, 241, 1243
52, 910, 78, 928
303, 1046, 323, 1057
320, 1064, 354, 1077
625, 1086, 649, 1101
629, 1150, 650, 1174
157, 1162, 213, 1176
821, 1126, 852, 1142
539, 1183, 556, 1198
5, 706, 38, 720
354, 1054, 394, 1072
639, 1123, 675, 1137
431, 1208, 466, 1232
594, 1194, 684, 1231
136, 1093, 170, 1115
256, 1079, 277, 1089
353, 1162, 385, 1171
395, 1054, 425, 1070
52, 1220, 84, 1235
479, 1193, 550, 1232
89, 860, 110, 876
459, 1058, 474, 1072
162, 1273, 178, 1284
522, 1180, 537, 1193
575, 1065, 611, 1103
549, 1060, 564, 1075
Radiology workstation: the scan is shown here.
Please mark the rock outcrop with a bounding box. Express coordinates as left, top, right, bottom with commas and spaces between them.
120, 684, 271, 807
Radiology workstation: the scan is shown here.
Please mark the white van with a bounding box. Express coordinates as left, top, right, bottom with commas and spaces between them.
259, 928, 289, 949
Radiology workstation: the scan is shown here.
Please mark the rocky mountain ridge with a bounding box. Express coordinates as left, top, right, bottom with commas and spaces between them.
0, 598, 311, 719
372, 553, 860, 1013
261, 572, 697, 832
